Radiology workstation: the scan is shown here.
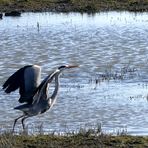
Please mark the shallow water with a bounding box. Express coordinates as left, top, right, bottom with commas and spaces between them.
0, 12, 148, 135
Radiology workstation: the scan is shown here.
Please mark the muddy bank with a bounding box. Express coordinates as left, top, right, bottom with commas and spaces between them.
0, 0, 148, 13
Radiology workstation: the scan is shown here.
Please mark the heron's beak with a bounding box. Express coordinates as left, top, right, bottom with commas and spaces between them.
66, 65, 79, 69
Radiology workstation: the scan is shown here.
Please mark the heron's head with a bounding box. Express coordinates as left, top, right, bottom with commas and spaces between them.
58, 65, 79, 72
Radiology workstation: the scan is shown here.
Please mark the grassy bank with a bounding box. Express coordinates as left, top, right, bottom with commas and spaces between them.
1, 131, 148, 148
0, 0, 148, 13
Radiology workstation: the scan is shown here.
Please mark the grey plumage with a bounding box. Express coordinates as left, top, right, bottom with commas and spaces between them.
3, 65, 78, 131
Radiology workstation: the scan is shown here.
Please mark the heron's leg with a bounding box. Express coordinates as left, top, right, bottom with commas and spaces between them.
21, 116, 30, 130
12, 114, 25, 132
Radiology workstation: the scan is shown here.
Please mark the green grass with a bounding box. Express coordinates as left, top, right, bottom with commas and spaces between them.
0, 0, 148, 12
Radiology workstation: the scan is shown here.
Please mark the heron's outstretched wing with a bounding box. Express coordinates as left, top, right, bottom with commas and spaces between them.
3, 65, 41, 104
32, 70, 58, 104
3, 67, 23, 93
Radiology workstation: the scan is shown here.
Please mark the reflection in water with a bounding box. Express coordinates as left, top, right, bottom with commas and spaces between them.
0, 12, 148, 135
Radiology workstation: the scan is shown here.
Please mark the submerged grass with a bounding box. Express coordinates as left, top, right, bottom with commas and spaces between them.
1, 129, 148, 147
0, 0, 148, 12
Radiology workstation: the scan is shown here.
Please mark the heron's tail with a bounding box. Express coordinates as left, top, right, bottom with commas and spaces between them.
14, 104, 31, 112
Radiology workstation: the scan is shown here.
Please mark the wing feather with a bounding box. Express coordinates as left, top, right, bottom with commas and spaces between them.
3, 65, 41, 104
3, 66, 28, 93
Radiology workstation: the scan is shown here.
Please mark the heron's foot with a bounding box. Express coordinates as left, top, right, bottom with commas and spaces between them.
22, 125, 29, 135
22, 129, 28, 135
11, 129, 15, 135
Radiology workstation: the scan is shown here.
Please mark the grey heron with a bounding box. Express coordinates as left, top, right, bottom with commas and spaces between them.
3, 65, 78, 131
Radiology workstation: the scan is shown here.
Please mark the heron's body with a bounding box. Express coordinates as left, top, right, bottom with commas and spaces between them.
3, 64, 78, 131
14, 99, 50, 116
14, 71, 60, 116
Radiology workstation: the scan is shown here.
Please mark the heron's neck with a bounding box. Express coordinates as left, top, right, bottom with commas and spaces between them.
50, 73, 60, 100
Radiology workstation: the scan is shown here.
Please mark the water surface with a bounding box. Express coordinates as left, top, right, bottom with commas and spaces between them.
0, 12, 148, 135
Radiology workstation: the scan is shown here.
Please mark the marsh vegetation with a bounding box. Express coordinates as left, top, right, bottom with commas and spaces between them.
1, 127, 148, 148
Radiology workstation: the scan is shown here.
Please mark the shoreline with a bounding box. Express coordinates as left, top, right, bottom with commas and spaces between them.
0, 0, 148, 13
